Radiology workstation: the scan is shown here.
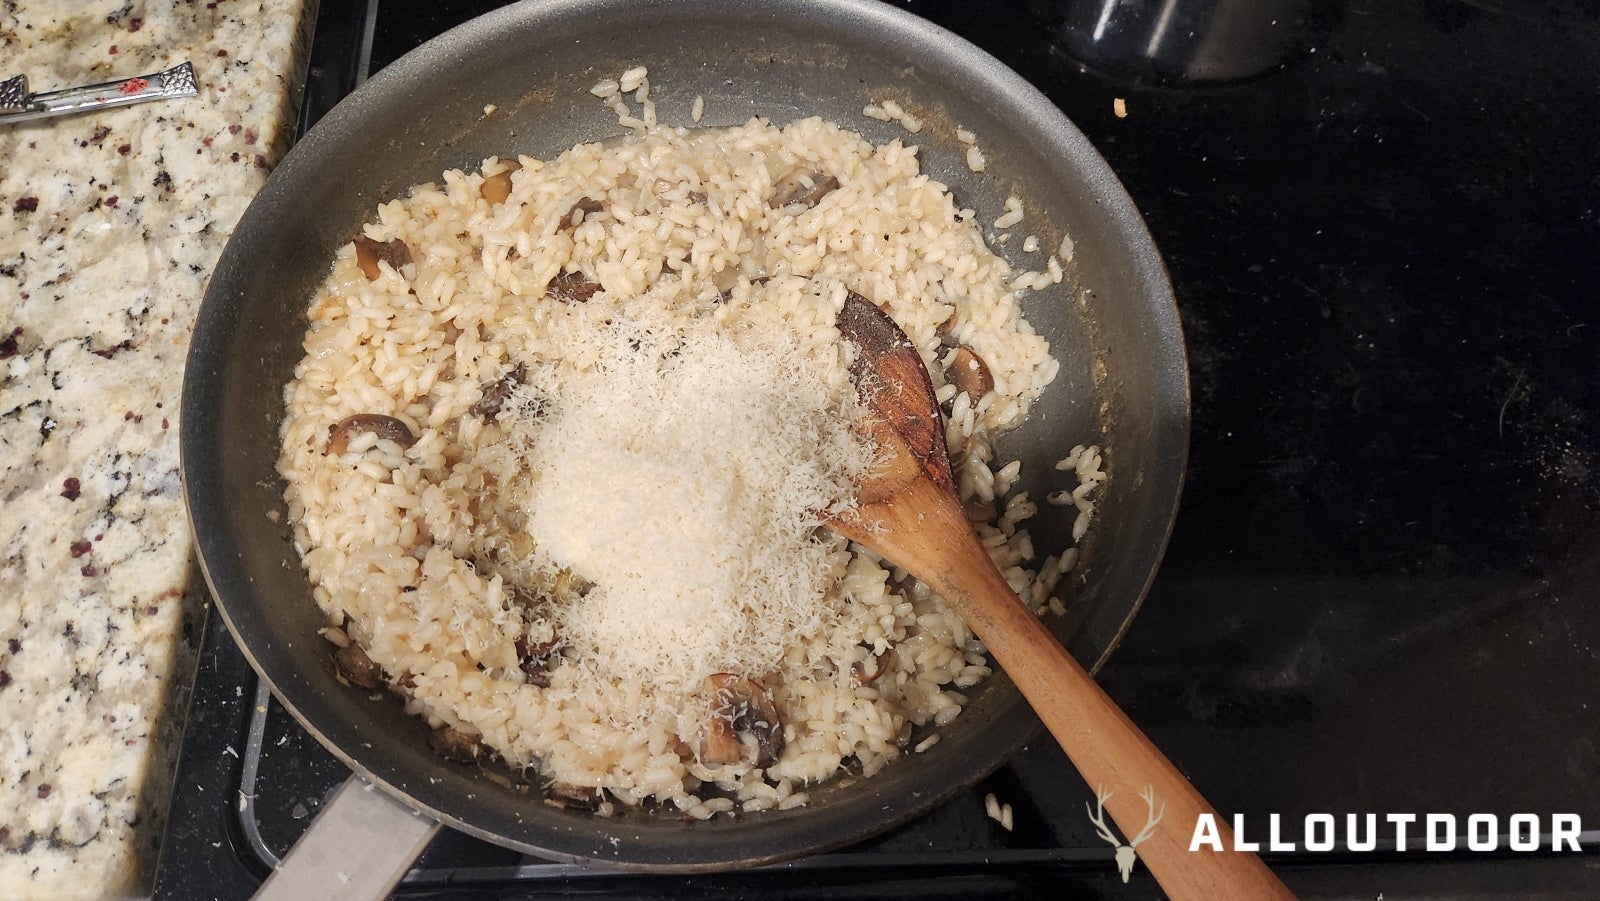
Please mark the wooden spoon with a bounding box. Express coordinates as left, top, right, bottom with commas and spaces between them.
831, 292, 1296, 899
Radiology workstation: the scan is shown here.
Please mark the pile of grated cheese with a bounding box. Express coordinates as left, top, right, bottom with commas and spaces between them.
503, 310, 874, 699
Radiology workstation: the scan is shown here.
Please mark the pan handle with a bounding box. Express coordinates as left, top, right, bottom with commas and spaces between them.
254, 775, 441, 901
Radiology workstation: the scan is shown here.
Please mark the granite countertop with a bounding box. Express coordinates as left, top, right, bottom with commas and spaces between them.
0, 2, 311, 897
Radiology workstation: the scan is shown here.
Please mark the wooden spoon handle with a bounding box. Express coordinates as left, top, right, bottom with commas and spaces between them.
908, 482, 1295, 898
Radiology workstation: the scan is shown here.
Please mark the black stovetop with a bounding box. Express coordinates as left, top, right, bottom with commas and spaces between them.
156, 1, 1600, 897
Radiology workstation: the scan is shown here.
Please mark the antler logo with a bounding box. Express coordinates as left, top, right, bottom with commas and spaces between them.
1085, 785, 1166, 882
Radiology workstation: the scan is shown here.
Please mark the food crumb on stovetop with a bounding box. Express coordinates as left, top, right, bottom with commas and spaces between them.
984, 792, 1014, 830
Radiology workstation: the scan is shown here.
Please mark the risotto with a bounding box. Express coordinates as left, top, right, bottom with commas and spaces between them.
277, 70, 1095, 818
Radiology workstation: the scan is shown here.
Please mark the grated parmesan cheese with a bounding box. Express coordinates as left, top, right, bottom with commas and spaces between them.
504, 310, 874, 702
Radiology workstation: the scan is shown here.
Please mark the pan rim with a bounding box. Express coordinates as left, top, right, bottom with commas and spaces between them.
181, 0, 1188, 872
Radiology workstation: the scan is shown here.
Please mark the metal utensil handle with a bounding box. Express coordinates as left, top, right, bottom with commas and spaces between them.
253, 775, 440, 901
0, 61, 198, 124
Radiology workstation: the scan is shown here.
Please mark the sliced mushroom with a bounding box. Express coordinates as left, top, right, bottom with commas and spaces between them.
561, 196, 605, 230
701, 673, 785, 767
514, 631, 563, 688
325, 413, 418, 454
332, 644, 384, 690
547, 270, 602, 304
352, 234, 412, 280
480, 171, 514, 205
545, 782, 603, 810
701, 716, 742, 768
428, 725, 486, 763
851, 647, 896, 687
768, 168, 839, 209
948, 345, 994, 400
469, 363, 526, 420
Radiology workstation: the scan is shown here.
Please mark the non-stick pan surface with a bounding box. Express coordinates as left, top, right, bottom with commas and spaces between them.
181, 0, 1188, 870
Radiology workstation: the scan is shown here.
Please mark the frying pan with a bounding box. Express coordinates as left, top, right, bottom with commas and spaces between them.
180, 0, 1188, 893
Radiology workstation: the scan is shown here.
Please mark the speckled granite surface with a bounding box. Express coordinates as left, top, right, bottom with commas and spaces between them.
0, 3, 311, 897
